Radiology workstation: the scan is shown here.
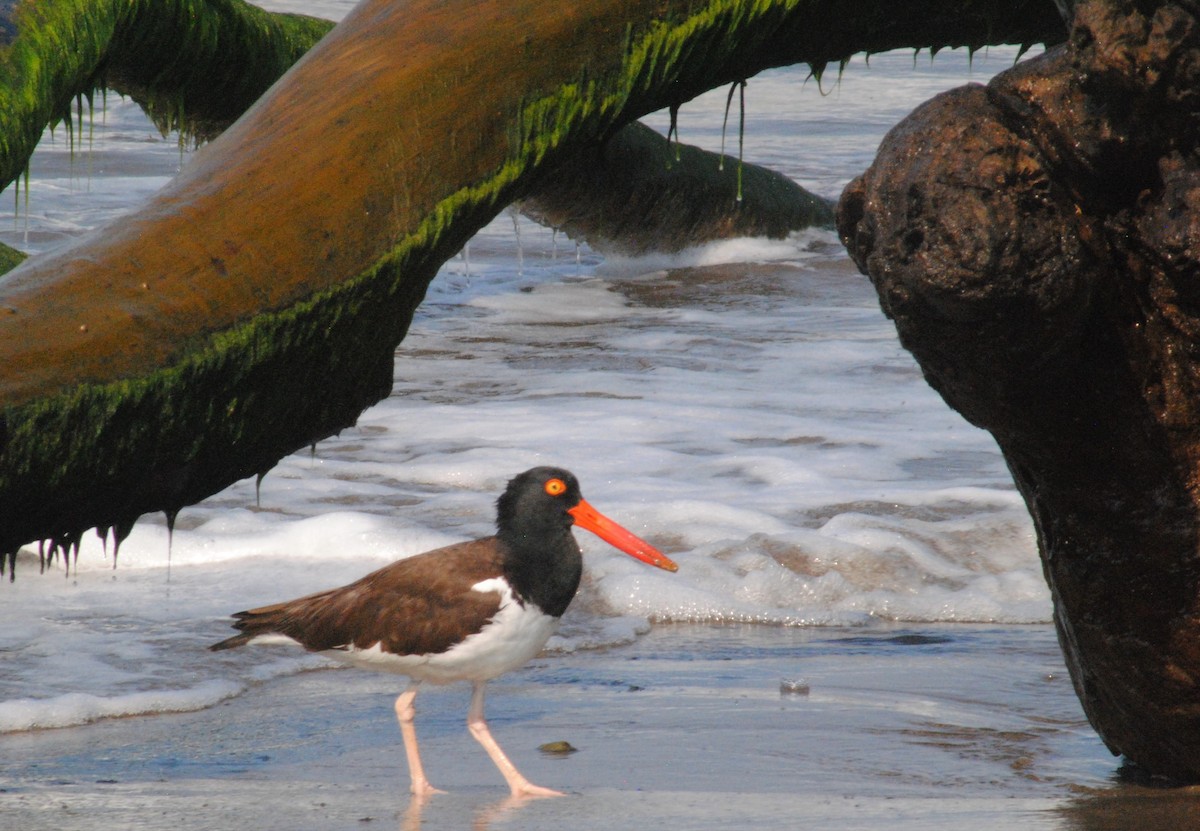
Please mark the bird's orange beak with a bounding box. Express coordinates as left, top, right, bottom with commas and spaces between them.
568, 499, 679, 572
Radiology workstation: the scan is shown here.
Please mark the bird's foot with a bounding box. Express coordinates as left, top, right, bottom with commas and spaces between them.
509, 782, 566, 799
410, 779, 448, 798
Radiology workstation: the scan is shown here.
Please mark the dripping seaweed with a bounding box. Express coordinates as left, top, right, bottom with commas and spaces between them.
736, 78, 745, 203
111, 517, 136, 567
21, 161, 28, 242
510, 204, 525, 276
164, 507, 179, 580
666, 102, 680, 164
35, 529, 84, 577
808, 59, 829, 94
85, 88, 95, 190
719, 79, 738, 171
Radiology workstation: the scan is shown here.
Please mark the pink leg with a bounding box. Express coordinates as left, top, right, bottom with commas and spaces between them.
467, 681, 564, 798
394, 683, 445, 797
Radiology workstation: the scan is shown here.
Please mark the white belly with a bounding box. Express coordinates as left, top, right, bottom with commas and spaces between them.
323, 577, 559, 684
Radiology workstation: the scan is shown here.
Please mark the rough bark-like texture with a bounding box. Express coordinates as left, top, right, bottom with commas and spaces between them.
0, 0, 1065, 567
522, 120, 834, 255
838, 0, 1200, 781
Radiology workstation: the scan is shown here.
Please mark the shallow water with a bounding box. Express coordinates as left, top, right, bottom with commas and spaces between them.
4, 625, 1188, 831
0, 5, 1172, 827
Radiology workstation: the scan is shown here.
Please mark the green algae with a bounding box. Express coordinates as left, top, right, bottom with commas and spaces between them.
0, 0, 332, 193
0, 240, 24, 274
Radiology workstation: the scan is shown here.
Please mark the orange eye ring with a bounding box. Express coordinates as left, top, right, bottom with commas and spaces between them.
544, 478, 567, 496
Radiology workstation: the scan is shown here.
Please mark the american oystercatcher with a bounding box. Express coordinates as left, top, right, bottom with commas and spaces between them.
210, 467, 678, 797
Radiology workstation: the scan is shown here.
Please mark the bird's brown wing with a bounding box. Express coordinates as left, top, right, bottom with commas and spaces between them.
211, 538, 509, 656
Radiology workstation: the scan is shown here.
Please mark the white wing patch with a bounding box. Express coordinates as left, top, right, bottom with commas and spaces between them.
320, 577, 559, 684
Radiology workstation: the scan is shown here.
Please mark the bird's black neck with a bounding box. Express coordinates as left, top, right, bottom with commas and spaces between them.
498, 527, 583, 619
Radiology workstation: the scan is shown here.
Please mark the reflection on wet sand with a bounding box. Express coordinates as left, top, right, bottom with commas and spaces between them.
399, 790, 561, 831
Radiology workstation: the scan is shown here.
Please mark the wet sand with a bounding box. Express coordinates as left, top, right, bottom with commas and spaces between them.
3, 623, 1198, 830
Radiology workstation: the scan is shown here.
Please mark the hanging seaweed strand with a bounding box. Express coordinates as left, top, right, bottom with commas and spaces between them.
21, 162, 29, 244
666, 102, 681, 165
86, 89, 95, 192
65, 97, 75, 170
719, 80, 738, 172
736, 79, 746, 203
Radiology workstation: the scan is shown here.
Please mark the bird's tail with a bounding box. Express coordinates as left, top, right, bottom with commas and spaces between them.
209, 630, 255, 651
208, 605, 291, 651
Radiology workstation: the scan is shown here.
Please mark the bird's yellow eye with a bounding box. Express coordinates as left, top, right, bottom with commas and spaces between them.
544, 478, 567, 496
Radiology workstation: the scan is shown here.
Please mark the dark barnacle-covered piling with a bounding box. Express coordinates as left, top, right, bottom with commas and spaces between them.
839, 0, 1200, 782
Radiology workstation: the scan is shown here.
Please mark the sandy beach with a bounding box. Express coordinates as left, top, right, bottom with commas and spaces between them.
5, 623, 1197, 831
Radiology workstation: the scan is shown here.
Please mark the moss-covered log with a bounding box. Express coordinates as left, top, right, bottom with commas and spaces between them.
0, 0, 333, 194
0, 0, 1065, 564
522, 120, 834, 255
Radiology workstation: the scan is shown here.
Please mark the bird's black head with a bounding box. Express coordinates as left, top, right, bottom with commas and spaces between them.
493, 466, 677, 616
494, 467, 585, 618
495, 466, 583, 544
